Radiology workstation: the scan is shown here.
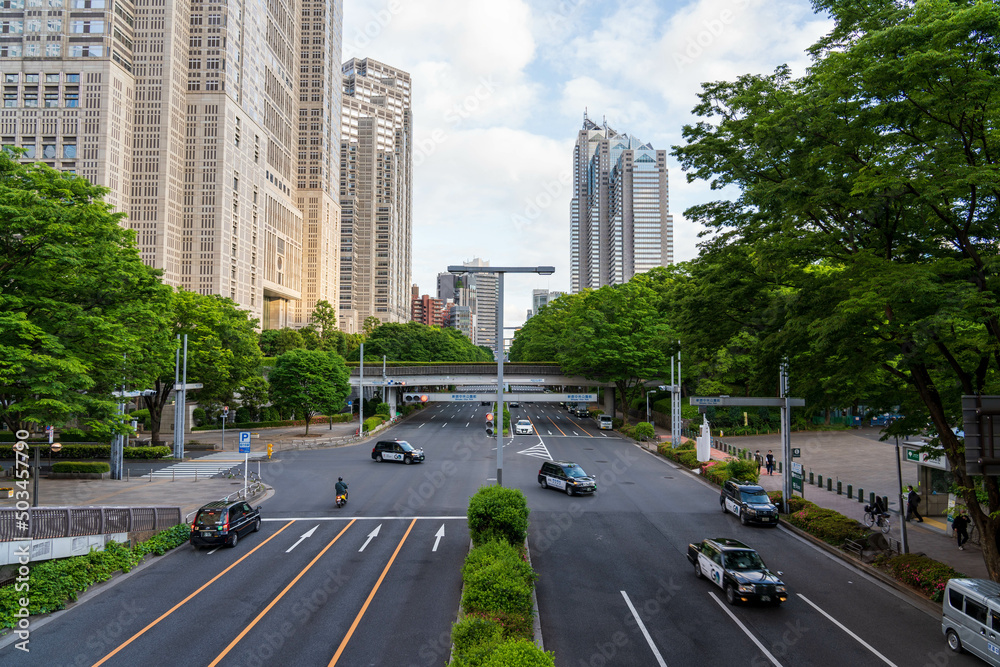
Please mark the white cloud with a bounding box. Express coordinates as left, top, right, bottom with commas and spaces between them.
344, 0, 835, 326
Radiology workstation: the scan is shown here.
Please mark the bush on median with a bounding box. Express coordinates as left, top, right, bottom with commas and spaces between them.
0, 444, 172, 460
460, 540, 536, 645
783, 499, 868, 546
467, 486, 530, 548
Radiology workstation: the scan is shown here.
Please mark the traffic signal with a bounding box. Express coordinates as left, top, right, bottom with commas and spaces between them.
486, 413, 494, 436
403, 393, 428, 403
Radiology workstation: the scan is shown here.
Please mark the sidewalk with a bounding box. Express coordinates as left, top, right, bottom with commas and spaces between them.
648, 424, 990, 580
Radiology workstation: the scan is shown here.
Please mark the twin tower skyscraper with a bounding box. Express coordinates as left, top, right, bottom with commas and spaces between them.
0, 0, 409, 334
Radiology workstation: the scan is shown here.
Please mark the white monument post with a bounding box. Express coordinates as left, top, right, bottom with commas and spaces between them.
696, 414, 712, 463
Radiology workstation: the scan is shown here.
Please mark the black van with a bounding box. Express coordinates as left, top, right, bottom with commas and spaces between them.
538, 460, 597, 496
721, 479, 779, 526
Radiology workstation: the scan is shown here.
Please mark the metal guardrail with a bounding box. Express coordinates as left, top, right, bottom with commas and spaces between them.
0, 506, 182, 541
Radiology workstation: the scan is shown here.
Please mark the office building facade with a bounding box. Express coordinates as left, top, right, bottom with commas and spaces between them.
410, 284, 444, 327
0, 0, 344, 329
528, 289, 565, 320
571, 113, 673, 292
338, 57, 411, 333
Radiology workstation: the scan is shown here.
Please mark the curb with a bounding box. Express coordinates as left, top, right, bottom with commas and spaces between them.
638, 440, 943, 617
525, 538, 545, 652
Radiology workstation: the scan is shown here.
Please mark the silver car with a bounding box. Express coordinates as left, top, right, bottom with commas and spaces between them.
514, 419, 533, 435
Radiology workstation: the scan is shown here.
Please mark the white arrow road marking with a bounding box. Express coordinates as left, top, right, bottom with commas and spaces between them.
286, 525, 319, 553
359, 523, 382, 552
433, 524, 445, 551
517, 442, 552, 460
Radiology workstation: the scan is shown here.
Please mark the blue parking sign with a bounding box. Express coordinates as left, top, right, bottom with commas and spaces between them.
239, 431, 251, 453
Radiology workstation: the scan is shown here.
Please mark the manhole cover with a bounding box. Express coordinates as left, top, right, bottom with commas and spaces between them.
663, 476, 674, 479
584, 448, 595, 450
595, 460, 608, 463
620, 481, 635, 485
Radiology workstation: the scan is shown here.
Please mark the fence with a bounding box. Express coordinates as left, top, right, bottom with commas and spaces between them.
0, 506, 182, 541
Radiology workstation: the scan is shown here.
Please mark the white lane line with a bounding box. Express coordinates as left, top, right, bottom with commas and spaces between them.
797, 594, 897, 666
620, 591, 667, 667
442, 423, 448, 428
466, 422, 470, 427
418, 423, 425, 428
207, 547, 221, 555
709, 592, 782, 666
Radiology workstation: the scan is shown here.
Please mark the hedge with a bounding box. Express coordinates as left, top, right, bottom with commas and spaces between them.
480, 639, 555, 667
191, 413, 354, 431
0, 444, 172, 460
0, 523, 190, 628
0, 432, 110, 443
873, 553, 966, 603
363, 415, 385, 432
52, 462, 110, 473
783, 499, 868, 546
451, 615, 504, 667
467, 486, 530, 547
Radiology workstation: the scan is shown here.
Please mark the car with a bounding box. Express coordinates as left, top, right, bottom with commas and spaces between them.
509, 401, 520, 408
597, 415, 614, 430
190, 499, 261, 549
514, 419, 533, 435
481, 401, 491, 406
538, 460, 597, 495
372, 439, 425, 464
720, 479, 780, 526
942, 578, 1000, 662
687, 538, 788, 605
573, 405, 590, 418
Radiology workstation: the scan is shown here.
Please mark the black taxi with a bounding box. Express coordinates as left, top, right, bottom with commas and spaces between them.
687, 537, 788, 605
721, 479, 780, 526
190, 499, 261, 549
538, 460, 597, 496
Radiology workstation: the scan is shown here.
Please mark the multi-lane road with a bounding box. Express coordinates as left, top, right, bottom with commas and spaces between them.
3, 403, 977, 666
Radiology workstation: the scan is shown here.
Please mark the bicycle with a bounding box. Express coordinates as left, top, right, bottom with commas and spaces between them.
863, 504, 892, 534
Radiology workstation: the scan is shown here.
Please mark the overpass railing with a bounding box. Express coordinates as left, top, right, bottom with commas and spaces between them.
347, 364, 564, 376
0, 506, 182, 541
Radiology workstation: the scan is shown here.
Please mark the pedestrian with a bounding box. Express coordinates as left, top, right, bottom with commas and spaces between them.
754, 450, 763, 474
953, 511, 970, 550
765, 450, 775, 475
906, 485, 923, 522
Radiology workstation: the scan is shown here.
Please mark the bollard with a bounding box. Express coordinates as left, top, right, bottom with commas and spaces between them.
847, 484, 853, 499
827, 478, 833, 492
809, 472, 814, 485
172, 469, 175, 482
869, 491, 876, 506
149, 468, 152, 482
837, 481, 842, 495
195, 469, 198, 482
818, 474, 823, 488
858, 487, 864, 502
882, 496, 889, 512
778, 461, 782, 473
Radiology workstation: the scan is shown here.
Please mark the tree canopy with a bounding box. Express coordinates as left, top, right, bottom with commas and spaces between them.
268, 348, 350, 434
351, 321, 494, 362
672, 0, 1000, 576
0, 154, 171, 433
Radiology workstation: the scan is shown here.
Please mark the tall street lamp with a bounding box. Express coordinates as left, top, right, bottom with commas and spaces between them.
448, 265, 555, 487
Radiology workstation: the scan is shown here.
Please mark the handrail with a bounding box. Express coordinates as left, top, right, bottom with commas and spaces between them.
0, 506, 182, 541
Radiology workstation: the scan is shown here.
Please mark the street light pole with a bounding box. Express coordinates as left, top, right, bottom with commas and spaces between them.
895, 435, 909, 554
448, 265, 555, 488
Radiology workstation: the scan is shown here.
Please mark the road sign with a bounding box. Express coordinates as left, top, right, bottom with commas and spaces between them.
239, 431, 251, 453
792, 448, 801, 458
791, 462, 803, 475
347, 400, 352, 406
791, 476, 803, 493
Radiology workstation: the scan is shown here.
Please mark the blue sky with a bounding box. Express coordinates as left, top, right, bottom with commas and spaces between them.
342, 0, 833, 327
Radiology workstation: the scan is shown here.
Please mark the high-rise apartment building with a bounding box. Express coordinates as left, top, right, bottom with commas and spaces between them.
0, 0, 344, 329
410, 284, 444, 327
571, 113, 673, 292
338, 57, 411, 333
456, 258, 498, 350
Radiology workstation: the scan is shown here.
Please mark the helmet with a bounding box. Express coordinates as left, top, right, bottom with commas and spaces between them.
338, 477, 343, 482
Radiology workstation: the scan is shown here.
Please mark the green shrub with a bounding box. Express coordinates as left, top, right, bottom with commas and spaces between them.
768, 490, 783, 507
363, 415, 384, 432
725, 458, 760, 484
128, 409, 151, 430
375, 402, 391, 417
678, 451, 700, 468
480, 639, 555, 667
0, 523, 188, 628
0, 444, 170, 459
462, 540, 534, 585
873, 553, 965, 602
784, 501, 867, 546
634, 422, 655, 441
467, 486, 529, 547
450, 614, 504, 667
462, 566, 534, 638
192, 407, 206, 426
52, 462, 110, 473
786, 495, 809, 513
703, 462, 729, 485
235, 406, 252, 424
262, 406, 280, 422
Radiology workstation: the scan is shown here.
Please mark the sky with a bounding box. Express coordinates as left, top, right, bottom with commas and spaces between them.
341, 0, 833, 329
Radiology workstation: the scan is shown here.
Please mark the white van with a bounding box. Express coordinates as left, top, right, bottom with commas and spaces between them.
598, 415, 614, 430
943, 578, 1000, 665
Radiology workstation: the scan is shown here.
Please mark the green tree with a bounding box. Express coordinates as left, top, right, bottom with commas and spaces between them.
352, 321, 492, 362
258, 327, 305, 356
268, 348, 349, 434
672, 0, 1000, 576
0, 154, 172, 433
138, 290, 262, 444
236, 375, 270, 422
362, 315, 382, 336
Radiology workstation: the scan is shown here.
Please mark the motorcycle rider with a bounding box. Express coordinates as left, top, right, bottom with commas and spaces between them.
335, 476, 348, 502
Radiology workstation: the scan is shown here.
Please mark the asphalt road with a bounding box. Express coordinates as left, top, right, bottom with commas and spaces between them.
2, 402, 980, 666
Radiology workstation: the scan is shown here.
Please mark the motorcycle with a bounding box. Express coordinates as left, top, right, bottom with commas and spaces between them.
336, 493, 347, 508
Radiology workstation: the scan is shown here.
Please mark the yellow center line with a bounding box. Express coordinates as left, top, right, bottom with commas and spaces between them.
91, 520, 296, 667
208, 519, 357, 667
328, 518, 417, 666
576, 422, 595, 437
547, 416, 568, 436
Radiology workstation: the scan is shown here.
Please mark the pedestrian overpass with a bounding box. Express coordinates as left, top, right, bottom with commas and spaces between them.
346, 363, 614, 414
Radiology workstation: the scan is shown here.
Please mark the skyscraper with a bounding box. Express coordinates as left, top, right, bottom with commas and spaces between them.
338, 57, 412, 333
0, 0, 344, 330
571, 113, 673, 292
528, 289, 565, 319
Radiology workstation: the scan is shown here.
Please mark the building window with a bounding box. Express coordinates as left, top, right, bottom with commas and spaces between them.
44, 93, 58, 107
63, 144, 76, 158
68, 44, 104, 57
42, 144, 56, 159
66, 73, 79, 83
22, 144, 35, 158
1, 20, 24, 34
24, 94, 38, 107
65, 92, 78, 107
69, 21, 104, 33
